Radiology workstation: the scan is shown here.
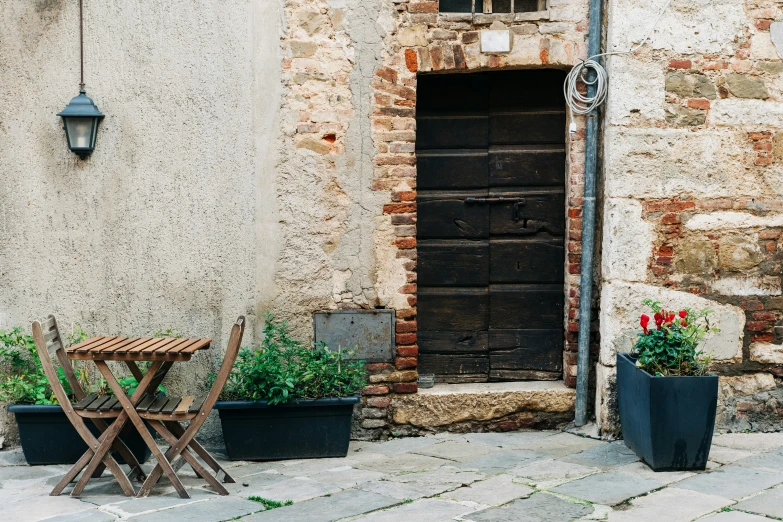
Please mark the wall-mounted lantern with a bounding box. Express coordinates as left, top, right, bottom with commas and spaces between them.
59, 0, 103, 160
58, 90, 104, 159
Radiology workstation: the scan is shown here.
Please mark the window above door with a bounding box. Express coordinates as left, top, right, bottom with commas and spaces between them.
439, 0, 548, 15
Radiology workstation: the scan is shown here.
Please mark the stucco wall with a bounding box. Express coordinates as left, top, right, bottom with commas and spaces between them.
0, 0, 284, 442
598, 0, 783, 435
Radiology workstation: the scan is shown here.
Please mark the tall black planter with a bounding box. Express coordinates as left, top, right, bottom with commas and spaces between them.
215, 396, 359, 461
8, 404, 152, 466
617, 352, 718, 471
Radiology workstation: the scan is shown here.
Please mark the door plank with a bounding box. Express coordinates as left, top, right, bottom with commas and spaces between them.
489, 146, 566, 187
417, 191, 489, 239
489, 284, 563, 329
490, 239, 564, 283
489, 329, 563, 372
489, 111, 566, 145
489, 190, 565, 236
418, 330, 489, 354
418, 288, 489, 331
418, 240, 489, 286
417, 115, 489, 149
418, 150, 489, 190
419, 353, 489, 378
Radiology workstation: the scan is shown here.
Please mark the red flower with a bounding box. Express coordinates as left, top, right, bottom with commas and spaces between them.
679, 310, 687, 318
654, 312, 664, 329
681, 319, 688, 327
640, 314, 650, 334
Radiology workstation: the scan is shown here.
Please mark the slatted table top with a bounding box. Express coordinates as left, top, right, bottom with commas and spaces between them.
67, 336, 212, 361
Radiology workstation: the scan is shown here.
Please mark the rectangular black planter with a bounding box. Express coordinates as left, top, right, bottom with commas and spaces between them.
617, 352, 718, 471
214, 396, 360, 461
8, 404, 152, 466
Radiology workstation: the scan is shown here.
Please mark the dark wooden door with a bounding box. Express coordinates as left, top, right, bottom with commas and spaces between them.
416, 70, 567, 383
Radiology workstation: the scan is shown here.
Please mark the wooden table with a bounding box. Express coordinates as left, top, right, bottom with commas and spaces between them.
66, 335, 211, 497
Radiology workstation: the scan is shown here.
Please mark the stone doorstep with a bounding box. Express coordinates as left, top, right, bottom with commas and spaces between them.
389, 381, 576, 429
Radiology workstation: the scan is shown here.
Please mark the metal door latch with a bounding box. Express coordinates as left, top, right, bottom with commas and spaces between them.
464, 197, 527, 221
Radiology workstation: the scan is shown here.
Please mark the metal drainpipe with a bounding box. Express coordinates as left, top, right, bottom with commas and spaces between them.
574, 0, 604, 426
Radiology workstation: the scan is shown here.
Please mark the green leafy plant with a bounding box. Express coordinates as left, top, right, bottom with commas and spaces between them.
215, 314, 366, 405
0, 325, 166, 405
632, 299, 718, 377
0, 327, 57, 404
247, 496, 293, 509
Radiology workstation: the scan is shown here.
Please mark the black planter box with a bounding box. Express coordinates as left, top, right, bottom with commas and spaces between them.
215, 396, 360, 461
617, 352, 718, 471
8, 404, 152, 466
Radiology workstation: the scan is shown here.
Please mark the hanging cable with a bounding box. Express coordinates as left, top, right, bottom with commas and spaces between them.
79, 0, 85, 90
564, 0, 673, 131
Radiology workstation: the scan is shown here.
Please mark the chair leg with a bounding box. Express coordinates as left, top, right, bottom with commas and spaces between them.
163, 421, 234, 483
71, 417, 133, 496
147, 421, 229, 495
51, 450, 94, 496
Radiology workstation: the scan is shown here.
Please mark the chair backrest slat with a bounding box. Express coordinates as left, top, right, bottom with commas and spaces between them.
36, 316, 88, 401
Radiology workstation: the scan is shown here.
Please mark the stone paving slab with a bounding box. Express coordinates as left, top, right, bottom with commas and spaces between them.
242, 488, 399, 521
457, 449, 546, 474
351, 498, 474, 522
130, 497, 263, 522
509, 457, 600, 489
8, 432, 783, 521
733, 484, 783, 518
699, 512, 772, 522
606, 486, 733, 522
441, 474, 533, 506
559, 440, 640, 469
42, 509, 118, 522
466, 492, 593, 522
515, 432, 604, 458
676, 464, 783, 500
551, 471, 663, 505
412, 440, 497, 462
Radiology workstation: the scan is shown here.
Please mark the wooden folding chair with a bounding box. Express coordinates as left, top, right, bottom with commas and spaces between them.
32, 315, 145, 496
136, 316, 245, 497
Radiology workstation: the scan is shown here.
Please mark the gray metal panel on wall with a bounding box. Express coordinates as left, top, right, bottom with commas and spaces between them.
313, 310, 396, 363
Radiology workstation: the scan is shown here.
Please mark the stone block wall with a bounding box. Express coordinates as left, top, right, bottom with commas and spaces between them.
598, 0, 783, 435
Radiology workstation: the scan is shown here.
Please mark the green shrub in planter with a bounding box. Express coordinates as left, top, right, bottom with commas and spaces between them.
0, 326, 153, 465
213, 314, 366, 460
618, 300, 720, 471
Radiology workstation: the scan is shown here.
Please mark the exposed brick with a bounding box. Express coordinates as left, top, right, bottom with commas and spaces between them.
669, 59, 692, 69
660, 213, 681, 224
746, 321, 770, 332
658, 245, 674, 256
366, 362, 395, 372
366, 396, 391, 408
742, 299, 764, 311
363, 385, 390, 395
396, 357, 418, 369
396, 320, 417, 333
399, 283, 417, 294
394, 237, 417, 249
396, 308, 417, 319
687, 98, 711, 110
393, 382, 418, 393
405, 49, 418, 73
409, 1, 438, 13
430, 46, 443, 70
760, 229, 782, 239
644, 200, 695, 212
453, 45, 467, 69
397, 345, 419, 357
375, 67, 398, 84
383, 203, 416, 214
753, 311, 777, 321
462, 31, 479, 44
756, 19, 773, 31
391, 213, 416, 225
396, 333, 417, 345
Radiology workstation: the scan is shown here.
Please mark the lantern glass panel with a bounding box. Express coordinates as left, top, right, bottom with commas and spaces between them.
64, 117, 96, 150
